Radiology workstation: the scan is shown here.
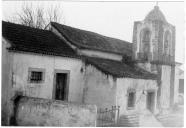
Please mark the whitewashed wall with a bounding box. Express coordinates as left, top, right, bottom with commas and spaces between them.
2, 39, 14, 125
2, 39, 160, 125
173, 65, 184, 105
79, 49, 122, 61
174, 65, 180, 104
11, 52, 85, 103
83, 65, 117, 109
116, 78, 158, 115
160, 65, 171, 108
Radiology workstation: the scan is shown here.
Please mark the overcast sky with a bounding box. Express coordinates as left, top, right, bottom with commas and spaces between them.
2, 1, 185, 63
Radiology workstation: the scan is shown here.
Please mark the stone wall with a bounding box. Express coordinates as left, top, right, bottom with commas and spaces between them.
15, 96, 97, 126
132, 20, 175, 64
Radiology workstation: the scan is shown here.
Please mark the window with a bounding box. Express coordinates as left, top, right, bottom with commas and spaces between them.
179, 79, 184, 94
28, 68, 45, 83
127, 90, 136, 109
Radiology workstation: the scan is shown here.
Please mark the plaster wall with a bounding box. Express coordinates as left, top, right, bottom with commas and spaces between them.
11, 52, 85, 103
83, 65, 117, 109
79, 49, 122, 61
1, 39, 14, 125
16, 96, 97, 126
160, 65, 171, 108
174, 66, 180, 103
116, 78, 158, 116
174, 66, 184, 104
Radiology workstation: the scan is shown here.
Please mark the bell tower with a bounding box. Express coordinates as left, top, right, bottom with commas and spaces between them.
132, 5, 175, 65
132, 5, 176, 110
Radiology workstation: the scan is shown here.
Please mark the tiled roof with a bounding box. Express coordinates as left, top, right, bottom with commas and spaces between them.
84, 57, 157, 79
51, 22, 133, 56
2, 21, 78, 58
2, 21, 157, 80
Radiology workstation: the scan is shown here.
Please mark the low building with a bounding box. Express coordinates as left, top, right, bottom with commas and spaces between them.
2, 5, 179, 126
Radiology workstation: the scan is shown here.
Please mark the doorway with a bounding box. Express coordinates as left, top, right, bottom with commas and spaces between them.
54, 71, 69, 101
146, 91, 155, 113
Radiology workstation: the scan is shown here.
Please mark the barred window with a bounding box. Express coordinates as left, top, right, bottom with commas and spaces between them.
28, 68, 45, 83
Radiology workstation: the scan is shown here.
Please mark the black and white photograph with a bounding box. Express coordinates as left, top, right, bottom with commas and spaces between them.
1, 0, 184, 127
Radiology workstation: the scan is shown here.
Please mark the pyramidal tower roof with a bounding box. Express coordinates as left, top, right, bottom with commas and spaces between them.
144, 5, 167, 22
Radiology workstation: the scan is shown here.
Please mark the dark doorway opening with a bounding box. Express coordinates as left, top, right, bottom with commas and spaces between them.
55, 73, 68, 101
146, 91, 155, 113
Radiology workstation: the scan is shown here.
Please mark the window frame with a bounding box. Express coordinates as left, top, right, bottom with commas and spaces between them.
28, 68, 45, 83
52, 69, 70, 101
127, 89, 136, 110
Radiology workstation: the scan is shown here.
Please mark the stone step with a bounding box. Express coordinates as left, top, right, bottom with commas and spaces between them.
118, 122, 139, 127
119, 119, 139, 123
118, 114, 139, 127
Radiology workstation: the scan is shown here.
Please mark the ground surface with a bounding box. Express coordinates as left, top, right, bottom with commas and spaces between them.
160, 105, 184, 127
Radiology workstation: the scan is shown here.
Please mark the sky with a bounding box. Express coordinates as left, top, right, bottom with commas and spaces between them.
2, 0, 185, 63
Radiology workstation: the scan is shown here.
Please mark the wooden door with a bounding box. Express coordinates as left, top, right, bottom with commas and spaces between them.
55, 73, 67, 101
146, 92, 155, 113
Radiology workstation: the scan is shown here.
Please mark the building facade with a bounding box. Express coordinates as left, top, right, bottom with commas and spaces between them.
2, 5, 178, 126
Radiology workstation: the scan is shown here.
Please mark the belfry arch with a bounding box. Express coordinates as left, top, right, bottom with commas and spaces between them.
164, 30, 172, 55
140, 28, 151, 60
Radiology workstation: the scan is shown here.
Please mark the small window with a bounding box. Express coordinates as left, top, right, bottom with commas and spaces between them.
127, 91, 136, 109
28, 68, 45, 83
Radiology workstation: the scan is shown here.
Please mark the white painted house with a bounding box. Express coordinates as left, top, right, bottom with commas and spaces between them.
2, 6, 178, 126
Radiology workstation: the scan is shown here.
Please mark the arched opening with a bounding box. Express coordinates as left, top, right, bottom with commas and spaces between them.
164, 31, 171, 55
140, 28, 151, 60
